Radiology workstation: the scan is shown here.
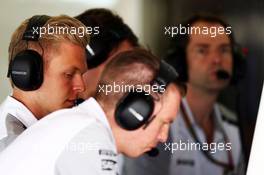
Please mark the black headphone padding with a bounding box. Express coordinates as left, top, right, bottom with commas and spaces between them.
86, 30, 120, 69
8, 15, 50, 91
115, 92, 154, 130
9, 50, 43, 91
23, 15, 50, 41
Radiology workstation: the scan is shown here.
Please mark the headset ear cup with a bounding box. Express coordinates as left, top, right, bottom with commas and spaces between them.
86, 30, 118, 69
23, 15, 51, 41
10, 50, 43, 91
164, 48, 188, 83
115, 92, 154, 130
8, 15, 49, 91
231, 44, 246, 85
86, 34, 111, 69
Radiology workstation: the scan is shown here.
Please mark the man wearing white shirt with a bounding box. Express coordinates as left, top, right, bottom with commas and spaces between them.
122, 14, 245, 175
0, 15, 89, 151
0, 49, 184, 175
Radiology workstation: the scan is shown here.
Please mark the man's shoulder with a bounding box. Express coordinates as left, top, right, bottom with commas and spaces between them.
0, 96, 16, 117
0, 113, 26, 151
55, 118, 118, 175
62, 122, 117, 161
38, 105, 96, 127
0, 96, 27, 140
218, 104, 238, 127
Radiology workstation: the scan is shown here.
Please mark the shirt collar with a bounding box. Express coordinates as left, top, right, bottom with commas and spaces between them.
181, 98, 224, 132
5, 96, 38, 127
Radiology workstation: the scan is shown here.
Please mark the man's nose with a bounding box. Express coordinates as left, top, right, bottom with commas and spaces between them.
210, 51, 222, 65
73, 74, 86, 93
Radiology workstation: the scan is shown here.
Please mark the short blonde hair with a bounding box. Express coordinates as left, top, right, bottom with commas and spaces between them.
8, 14, 89, 65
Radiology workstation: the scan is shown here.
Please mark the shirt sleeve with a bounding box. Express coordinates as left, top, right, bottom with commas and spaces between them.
55, 123, 118, 175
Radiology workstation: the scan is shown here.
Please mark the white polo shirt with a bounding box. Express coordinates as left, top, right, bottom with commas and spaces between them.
0, 98, 118, 175
168, 98, 242, 175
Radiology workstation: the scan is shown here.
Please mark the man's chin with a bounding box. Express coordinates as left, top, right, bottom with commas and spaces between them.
64, 101, 75, 108
206, 80, 229, 91
79, 90, 95, 100
124, 150, 144, 158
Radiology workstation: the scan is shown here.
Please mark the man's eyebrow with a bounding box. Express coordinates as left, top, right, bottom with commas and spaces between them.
65, 66, 86, 73
219, 43, 232, 48
194, 43, 209, 48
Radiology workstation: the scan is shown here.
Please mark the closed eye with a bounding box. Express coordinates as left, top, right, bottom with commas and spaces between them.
64, 72, 74, 79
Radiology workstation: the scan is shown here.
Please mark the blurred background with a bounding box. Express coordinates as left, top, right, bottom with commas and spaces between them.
0, 0, 263, 168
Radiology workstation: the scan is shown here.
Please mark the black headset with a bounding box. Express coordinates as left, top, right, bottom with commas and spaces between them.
164, 17, 246, 85
85, 29, 123, 69
114, 60, 180, 130
7, 15, 51, 91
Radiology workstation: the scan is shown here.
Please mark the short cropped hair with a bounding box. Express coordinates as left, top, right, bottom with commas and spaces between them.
95, 48, 160, 108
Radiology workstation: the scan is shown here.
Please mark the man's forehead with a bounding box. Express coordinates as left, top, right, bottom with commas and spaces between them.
189, 32, 231, 46
48, 43, 86, 68
192, 20, 223, 27
189, 21, 231, 41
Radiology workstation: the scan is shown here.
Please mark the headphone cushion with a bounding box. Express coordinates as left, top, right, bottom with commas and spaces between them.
86, 34, 112, 69
10, 50, 43, 91
86, 30, 121, 69
115, 92, 154, 130
164, 48, 188, 83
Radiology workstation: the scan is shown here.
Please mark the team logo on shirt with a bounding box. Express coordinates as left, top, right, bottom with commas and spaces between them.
101, 159, 117, 171
99, 149, 117, 171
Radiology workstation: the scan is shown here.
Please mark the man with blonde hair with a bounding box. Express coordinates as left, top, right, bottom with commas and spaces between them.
0, 15, 90, 151
0, 49, 185, 175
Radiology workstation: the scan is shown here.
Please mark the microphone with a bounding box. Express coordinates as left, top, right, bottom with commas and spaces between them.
216, 70, 230, 80
74, 98, 85, 106
146, 148, 159, 157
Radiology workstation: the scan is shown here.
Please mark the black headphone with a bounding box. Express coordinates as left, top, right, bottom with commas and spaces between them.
85, 29, 123, 69
114, 60, 180, 130
7, 15, 50, 91
164, 17, 246, 85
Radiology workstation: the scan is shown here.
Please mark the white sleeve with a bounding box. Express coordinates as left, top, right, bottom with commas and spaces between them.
55, 123, 118, 175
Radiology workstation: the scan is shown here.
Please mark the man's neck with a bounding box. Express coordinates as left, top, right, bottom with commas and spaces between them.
12, 90, 45, 120
186, 85, 219, 143
97, 99, 122, 153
